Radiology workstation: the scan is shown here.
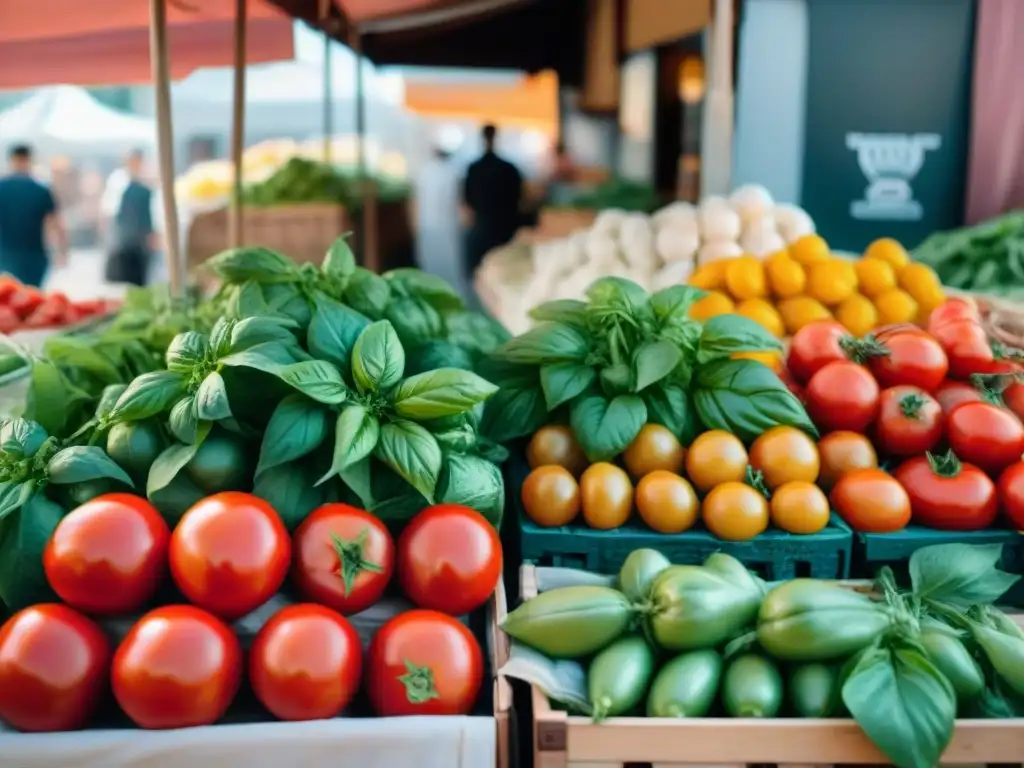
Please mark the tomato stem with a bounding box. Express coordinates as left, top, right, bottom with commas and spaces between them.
331, 528, 383, 596
899, 393, 926, 419
926, 449, 962, 478
841, 334, 889, 364
744, 465, 771, 499
398, 659, 441, 704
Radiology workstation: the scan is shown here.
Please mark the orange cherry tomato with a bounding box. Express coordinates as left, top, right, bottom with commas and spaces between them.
830, 469, 911, 533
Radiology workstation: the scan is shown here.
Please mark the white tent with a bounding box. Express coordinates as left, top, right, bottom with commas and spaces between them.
0, 86, 155, 156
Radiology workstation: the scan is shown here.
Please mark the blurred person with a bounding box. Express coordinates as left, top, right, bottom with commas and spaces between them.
105, 149, 155, 286
415, 144, 464, 296
0, 145, 68, 287
462, 124, 523, 281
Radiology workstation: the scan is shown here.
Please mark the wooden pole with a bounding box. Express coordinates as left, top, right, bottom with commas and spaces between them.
350, 29, 379, 272
700, 0, 734, 197
319, 0, 332, 163
229, 0, 247, 249
149, 0, 183, 297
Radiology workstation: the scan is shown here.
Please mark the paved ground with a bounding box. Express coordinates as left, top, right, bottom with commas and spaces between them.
42, 247, 168, 299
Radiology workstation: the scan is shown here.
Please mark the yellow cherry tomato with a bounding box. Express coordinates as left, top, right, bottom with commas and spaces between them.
817, 431, 878, 491
521, 466, 580, 527
765, 252, 806, 298
735, 298, 785, 338
854, 258, 897, 298
807, 259, 858, 306
580, 462, 634, 530
685, 430, 748, 492
732, 351, 783, 372
702, 482, 769, 541
770, 481, 830, 534
689, 291, 735, 322
526, 425, 588, 476
789, 234, 830, 267
874, 288, 918, 325
749, 426, 820, 489
622, 424, 686, 477
863, 237, 910, 270
636, 471, 699, 534
778, 296, 832, 335
835, 294, 879, 337
725, 256, 768, 300
690, 259, 730, 291
897, 262, 943, 306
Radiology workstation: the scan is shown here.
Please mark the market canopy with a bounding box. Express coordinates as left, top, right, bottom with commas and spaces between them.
0, 86, 156, 156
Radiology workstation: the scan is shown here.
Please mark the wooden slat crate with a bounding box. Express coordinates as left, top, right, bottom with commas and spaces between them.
518, 565, 1024, 768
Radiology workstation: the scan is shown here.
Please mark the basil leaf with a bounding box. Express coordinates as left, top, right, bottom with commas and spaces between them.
209, 318, 236, 357
528, 299, 589, 328
436, 453, 504, 527
0, 492, 63, 610
165, 331, 208, 372
220, 341, 305, 372
352, 321, 405, 392
842, 644, 955, 768
600, 363, 633, 396
909, 543, 1020, 607
496, 322, 591, 365
108, 371, 187, 423
25, 358, 81, 438
479, 386, 547, 444
307, 294, 371, 373
633, 340, 683, 391
148, 473, 206, 524
276, 361, 349, 405
168, 395, 201, 444
694, 358, 818, 442
323, 236, 357, 279
476, 357, 540, 390
540, 363, 596, 410
385, 296, 444, 347
651, 285, 706, 326
227, 279, 269, 318
147, 442, 200, 497
371, 484, 429, 524
256, 394, 330, 477
406, 340, 475, 376
195, 372, 233, 422
42, 337, 121, 382
394, 368, 498, 420
384, 268, 464, 312
47, 446, 134, 487
0, 418, 48, 457
207, 246, 300, 283
445, 311, 511, 357
318, 405, 380, 485
0, 481, 34, 523
696, 314, 782, 365
264, 283, 312, 328
570, 393, 647, 462
644, 382, 701, 444
344, 267, 391, 319
96, 384, 128, 421
253, 461, 326, 531
339, 457, 374, 509
374, 419, 442, 502
229, 316, 297, 353
587, 277, 653, 322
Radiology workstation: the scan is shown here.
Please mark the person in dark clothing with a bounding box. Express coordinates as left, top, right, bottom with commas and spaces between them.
105, 149, 154, 286
462, 124, 523, 279
0, 145, 68, 286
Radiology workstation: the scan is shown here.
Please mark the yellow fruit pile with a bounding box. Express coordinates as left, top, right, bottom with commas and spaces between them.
688, 235, 946, 339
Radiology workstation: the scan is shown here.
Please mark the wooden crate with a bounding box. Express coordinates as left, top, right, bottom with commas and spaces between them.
518, 565, 1024, 768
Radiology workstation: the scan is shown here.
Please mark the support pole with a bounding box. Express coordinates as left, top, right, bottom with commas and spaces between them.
350, 29, 379, 272
700, 0, 735, 198
229, 0, 247, 249
319, 0, 333, 163
149, 0, 183, 296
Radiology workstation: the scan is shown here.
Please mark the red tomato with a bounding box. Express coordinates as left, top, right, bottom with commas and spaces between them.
250, 604, 362, 721
785, 321, 852, 384
292, 504, 394, 615
984, 359, 1021, 375
170, 492, 291, 620
1003, 381, 1024, 423
0, 276, 21, 303
24, 306, 60, 328
112, 605, 242, 729
868, 331, 948, 392
8, 287, 43, 319
43, 494, 169, 617
804, 361, 881, 434
873, 323, 932, 340
947, 401, 1024, 475
935, 379, 985, 414
997, 462, 1024, 529
894, 453, 998, 530
47, 292, 69, 306
0, 306, 18, 334
366, 609, 483, 716
928, 298, 980, 331
930, 315, 994, 379
398, 505, 502, 616
873, 386, 943, 457
777, 366, 804, 401
0, 604, 111, 732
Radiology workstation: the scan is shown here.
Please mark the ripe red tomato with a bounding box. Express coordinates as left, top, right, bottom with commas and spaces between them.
292, 504, 394, 615
785, 321, 851, 384
928, 298, 980, 330
777, 366, 804, 401
43, 493, 169, 617
935, 379, 985, 414
873, 386, 943, 458
868, 331, 948, 392
8, 287, 43, 319
1002, 381, 1024, 423
112, 605, 242, 729
398, 505, 502, 616
947, 401, 1024, 476
170, 492, 290, 620
0, 305, 18, 334
0, 276, 21, 303
997, 462, 1024, 529
928, 301, 994, 379
0, 604, 111, 732
805, 361, 881, 434
366, 609, 483, 716
24, 305, 61, 328
250, 604, 362, 721
894, 453, 998, 530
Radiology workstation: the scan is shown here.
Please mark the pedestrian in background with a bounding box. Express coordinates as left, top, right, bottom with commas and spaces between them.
0, 145, 68, 286
105, 149, 155, 286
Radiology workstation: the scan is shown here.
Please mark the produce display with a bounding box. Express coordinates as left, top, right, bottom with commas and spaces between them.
243, 157, 411, 208
689, 235, 947, 339
500, 544, 1024, 768
913, 211, 1024, 297
0, 275, 113, 335
0, 490, 500, 731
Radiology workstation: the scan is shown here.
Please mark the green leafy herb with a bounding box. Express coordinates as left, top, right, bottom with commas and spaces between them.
374, 420, 442, 502
195, 372, 232, 422
570, 393, 647, 461
632, 339, 683, 391
0, 492, 64, 610
344, 268, 391, 319
256, 394, 329, 477
322, 236, 357, 280
108, 370, 187, 423
496, 322, 590, 365
319, 404, 380, 485
352, 321, 405, 392
696, 314, 782, 365
275, 361, 349, 405
47, 446, 133, 487
528, 299, 589, 328
307, 294, 371, 373
394, 369, 498, 421
165, 331, 208, 372
540, 363, 596, 410
206, 246, 300, 284
909, 543, 1020, 607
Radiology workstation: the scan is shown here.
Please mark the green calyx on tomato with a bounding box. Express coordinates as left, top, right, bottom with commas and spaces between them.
744, 465, 771, 499
398, 659, 441, 704
899, 393, 929, 419
840, 334, 888, 364
926, 449, 962, 478
331, 528, 384, 595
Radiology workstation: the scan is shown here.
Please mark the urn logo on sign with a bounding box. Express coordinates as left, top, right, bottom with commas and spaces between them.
846, 132, 941, 221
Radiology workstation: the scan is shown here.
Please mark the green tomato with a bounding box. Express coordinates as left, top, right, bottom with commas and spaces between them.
184, 431, 250, 493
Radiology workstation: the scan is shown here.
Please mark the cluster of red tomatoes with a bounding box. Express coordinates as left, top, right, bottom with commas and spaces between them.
0, 276, 114, 333
782, 299, 1024, 533
0, 493, 502, 732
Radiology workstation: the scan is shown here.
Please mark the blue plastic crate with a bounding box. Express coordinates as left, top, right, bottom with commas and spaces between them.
509, 455, 853, 580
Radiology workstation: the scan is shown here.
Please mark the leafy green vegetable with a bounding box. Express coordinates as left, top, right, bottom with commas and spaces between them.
570, 393, 647, 462
375, 420, 442, 502
256, 394, 329, 477
352, 321, 405, 392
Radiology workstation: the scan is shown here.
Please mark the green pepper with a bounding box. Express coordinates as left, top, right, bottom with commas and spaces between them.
722, 654, 783, 718
918, 619, 984, 702
971, 621, 1024, 697
618, 548, 671, 603
587, 635, 655, 721
702, 552, 766, 597
757, 580, 892, 662
788, 663, 838, 717
501, 586, 634, 658
646, 650, 722, 717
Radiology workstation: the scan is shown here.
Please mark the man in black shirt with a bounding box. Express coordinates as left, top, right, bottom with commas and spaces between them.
105, 149, 154, 286
462, 124, 523, 280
